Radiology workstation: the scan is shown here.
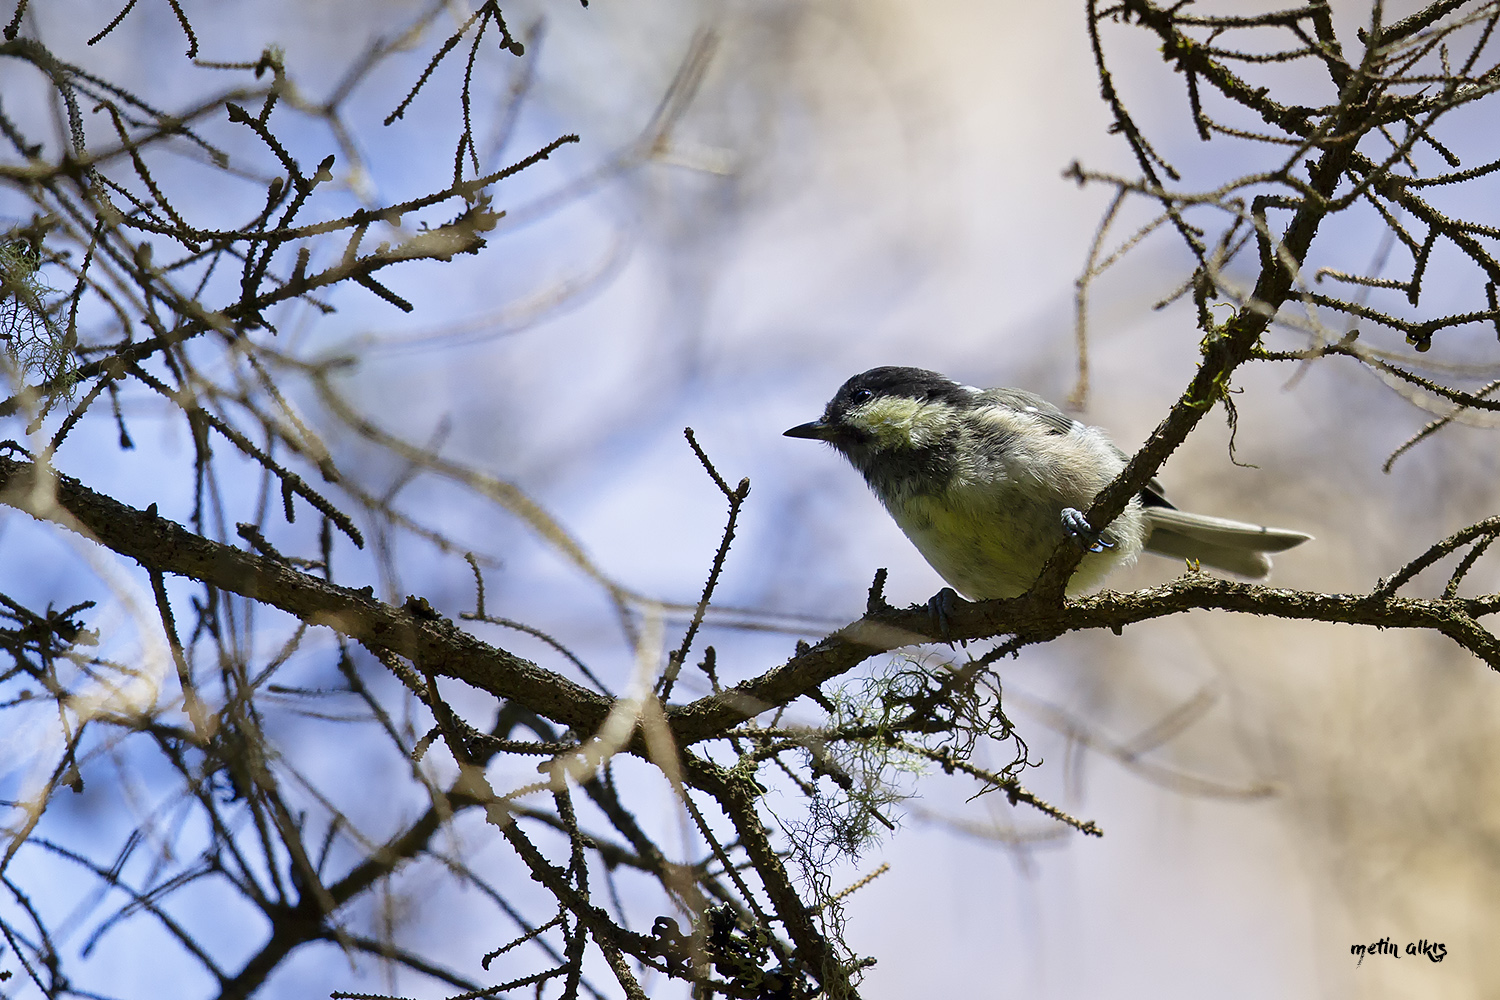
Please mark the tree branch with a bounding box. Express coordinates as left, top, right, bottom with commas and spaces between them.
0, 456, 612, 732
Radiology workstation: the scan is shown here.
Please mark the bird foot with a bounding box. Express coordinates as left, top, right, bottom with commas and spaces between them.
927, 586, 967, 644
1061, 507, 1113, 554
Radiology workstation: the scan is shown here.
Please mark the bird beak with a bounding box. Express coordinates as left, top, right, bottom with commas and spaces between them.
784, 420, 839, 441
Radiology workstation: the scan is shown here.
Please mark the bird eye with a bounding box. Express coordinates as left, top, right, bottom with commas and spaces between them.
851, 388, 873, 403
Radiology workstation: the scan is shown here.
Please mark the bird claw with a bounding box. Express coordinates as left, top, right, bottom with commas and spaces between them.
927, 586, 965, 644
1061, 507, 1113, 553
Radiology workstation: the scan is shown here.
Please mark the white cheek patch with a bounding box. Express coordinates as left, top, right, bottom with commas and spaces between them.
849, 397, 949, 448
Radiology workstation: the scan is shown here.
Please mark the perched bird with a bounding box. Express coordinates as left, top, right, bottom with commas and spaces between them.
785, 366, 1311, 601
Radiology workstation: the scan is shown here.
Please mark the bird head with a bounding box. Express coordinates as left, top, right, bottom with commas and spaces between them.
783, 366, 973, 454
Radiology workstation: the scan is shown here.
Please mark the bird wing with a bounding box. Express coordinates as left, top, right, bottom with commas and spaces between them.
979, 387, 1078, 436
976, 386, 1313, 573
983, 388, 1176, 504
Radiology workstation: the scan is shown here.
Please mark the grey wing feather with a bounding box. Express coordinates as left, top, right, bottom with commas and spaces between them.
1003, 395, 1172, 501
981, 388, 1078, 436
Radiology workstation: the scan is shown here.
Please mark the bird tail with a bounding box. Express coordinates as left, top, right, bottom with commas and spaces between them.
1142, 507, 1312, 580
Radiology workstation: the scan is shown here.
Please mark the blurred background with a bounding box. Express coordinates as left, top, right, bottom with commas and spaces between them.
5, 0, 1500, 997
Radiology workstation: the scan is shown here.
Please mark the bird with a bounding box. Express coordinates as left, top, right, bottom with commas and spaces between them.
784, 366, 1311, 602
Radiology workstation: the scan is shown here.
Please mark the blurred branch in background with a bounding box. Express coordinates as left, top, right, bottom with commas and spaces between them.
4, 2, 1500, 1000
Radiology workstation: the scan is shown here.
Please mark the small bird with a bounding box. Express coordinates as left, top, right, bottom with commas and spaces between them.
785, 366, 1311, 601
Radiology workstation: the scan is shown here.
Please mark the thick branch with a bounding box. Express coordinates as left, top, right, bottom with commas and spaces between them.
0, 457, 612, 732
669, 577, 1500, 744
